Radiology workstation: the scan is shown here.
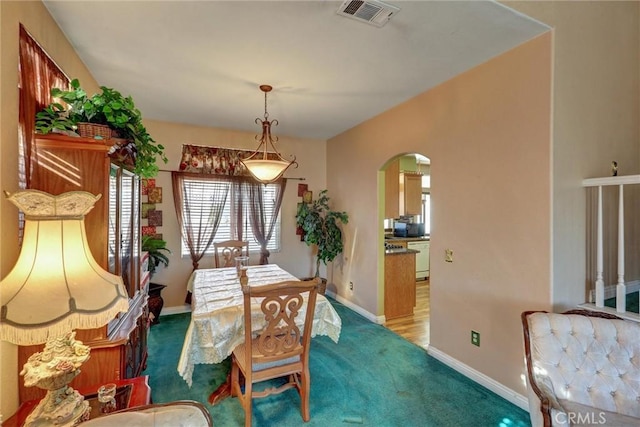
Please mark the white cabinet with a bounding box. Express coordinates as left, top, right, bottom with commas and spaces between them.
407, 240, 429, 280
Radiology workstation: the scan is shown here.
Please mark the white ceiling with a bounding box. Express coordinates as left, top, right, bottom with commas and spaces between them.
43, 1, 549, 140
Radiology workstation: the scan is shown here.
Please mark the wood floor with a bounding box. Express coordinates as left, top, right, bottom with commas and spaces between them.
384, 279, 430, 349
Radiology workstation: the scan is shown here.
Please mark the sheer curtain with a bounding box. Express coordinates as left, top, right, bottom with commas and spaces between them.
249, 178, 287, 264
176, 144, 288, 264
172, 172, 228, 269
230, 179, 250, 241
19, 24, 69, 188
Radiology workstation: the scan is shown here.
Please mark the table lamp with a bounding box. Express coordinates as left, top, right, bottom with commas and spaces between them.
0, 190, 129, 426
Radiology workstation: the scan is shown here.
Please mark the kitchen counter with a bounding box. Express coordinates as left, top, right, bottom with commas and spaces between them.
385, 235, 430, 242
385, 248, 419, 256
384, 248, 416, 319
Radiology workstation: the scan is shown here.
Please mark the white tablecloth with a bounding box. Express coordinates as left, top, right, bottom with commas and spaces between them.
177, 264, 342, 386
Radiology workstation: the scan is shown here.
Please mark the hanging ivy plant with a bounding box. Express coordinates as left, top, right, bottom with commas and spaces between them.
35, 79, 167, 177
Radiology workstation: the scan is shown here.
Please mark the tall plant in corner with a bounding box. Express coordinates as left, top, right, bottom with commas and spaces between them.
296, 189, 349, 278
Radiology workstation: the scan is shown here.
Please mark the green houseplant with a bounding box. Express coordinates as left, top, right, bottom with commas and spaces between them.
142, 235, 171, 276
296, 189, 349, 281
35, 79, 167, 177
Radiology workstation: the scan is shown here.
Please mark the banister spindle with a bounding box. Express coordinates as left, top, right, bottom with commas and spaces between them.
595, 185, 604, 307
616, 184, 626, 313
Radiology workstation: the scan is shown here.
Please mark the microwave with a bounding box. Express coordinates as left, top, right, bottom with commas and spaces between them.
394, 222, 424, 237
394, 222, 407, 237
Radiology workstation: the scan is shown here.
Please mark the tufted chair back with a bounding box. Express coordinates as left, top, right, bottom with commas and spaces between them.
522, 310, 640, 426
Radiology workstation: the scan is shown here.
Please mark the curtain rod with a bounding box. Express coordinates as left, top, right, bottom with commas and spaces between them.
156, 169, 306, 181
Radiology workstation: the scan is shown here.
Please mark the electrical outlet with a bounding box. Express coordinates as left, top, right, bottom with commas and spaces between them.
471, 330, 480, 347
349, 281, 354, 291
445, 249, 454, 263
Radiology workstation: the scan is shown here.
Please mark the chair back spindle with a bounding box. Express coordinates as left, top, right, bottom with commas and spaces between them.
213, 240, 249, 268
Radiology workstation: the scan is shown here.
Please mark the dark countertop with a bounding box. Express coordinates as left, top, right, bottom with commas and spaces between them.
385, 248, 419, 256
384, 235, 430, 242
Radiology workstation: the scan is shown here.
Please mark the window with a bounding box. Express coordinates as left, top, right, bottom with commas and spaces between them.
422, 192, 431, 235
179, 177, 281, 255
421, 174, 431, 235
18, 24, 69, 244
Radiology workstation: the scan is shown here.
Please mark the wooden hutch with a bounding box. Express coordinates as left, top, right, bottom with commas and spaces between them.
18, 134, 149, 402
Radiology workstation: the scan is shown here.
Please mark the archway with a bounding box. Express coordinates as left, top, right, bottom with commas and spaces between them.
381, 153, 431, 348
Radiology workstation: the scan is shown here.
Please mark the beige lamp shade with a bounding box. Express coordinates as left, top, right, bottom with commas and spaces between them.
242, 158, 295, 183
0, 190, 129, 345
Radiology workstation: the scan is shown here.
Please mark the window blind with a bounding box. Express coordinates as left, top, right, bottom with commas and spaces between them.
180, 178, 281, 255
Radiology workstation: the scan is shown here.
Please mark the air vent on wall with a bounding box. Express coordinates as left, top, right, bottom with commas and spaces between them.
336, 0, 400, 28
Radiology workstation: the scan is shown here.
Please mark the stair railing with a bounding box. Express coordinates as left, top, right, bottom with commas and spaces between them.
582, 175, 639, 321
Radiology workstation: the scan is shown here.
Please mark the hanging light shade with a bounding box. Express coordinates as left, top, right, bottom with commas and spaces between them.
241, 84, 297, 183
0, 190, 129, 345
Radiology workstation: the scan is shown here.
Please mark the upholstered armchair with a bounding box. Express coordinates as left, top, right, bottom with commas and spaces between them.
521, 310, 640, 426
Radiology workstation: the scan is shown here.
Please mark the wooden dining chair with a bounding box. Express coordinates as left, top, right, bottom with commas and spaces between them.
213, 239, 249, 268
230, 277, 320, 427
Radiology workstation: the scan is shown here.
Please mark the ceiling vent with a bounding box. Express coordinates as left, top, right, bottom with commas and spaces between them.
336, 0, 400, 28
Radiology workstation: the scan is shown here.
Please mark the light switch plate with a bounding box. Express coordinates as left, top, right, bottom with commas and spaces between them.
445, 249, 454, 262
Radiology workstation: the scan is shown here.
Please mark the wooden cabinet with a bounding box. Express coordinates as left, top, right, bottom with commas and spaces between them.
385, 159, 400, 218
384, 251, 416, 319
108, 164, 142, 299
385, 159, 422, 217
18, 134, 148, 403
400, 173, 422, 215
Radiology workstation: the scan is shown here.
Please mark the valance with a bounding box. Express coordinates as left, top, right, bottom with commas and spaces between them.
179, 144, 280, 176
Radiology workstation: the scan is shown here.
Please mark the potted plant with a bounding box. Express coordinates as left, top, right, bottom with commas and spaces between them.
35, 79, 167, 177
142, 235, 171, 324
142, 235, 171, 276
296, 189, 349, 292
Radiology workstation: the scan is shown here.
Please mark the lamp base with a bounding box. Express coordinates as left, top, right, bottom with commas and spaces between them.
19, 333, 93, 426
24, 385, 90, 426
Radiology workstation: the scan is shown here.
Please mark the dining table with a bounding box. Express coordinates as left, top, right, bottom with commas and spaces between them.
177, 264, 342, 402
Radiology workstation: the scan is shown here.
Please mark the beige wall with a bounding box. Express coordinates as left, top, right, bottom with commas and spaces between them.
327, 33, 553, 395
1, 0, 638, 419
505, 1, 640, 310
142, 119, 327, 310
0, 1, 100, 418
327, 0, 640, 401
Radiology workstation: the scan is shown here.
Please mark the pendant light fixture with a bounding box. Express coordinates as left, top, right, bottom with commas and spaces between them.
241, 84, 297, 183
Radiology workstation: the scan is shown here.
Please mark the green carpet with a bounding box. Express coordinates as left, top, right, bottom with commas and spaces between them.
145, 300, 531, 426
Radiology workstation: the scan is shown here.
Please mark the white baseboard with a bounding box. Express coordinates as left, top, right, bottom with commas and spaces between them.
322, 294, 532, 412
325, 290, 385, 324
428, 346, 529, 412
161, 299, 529, 414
